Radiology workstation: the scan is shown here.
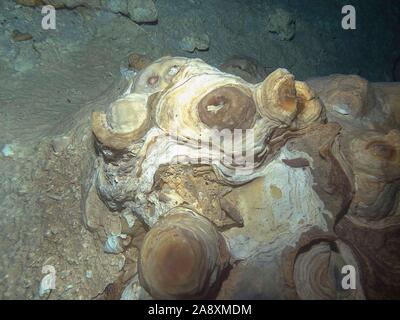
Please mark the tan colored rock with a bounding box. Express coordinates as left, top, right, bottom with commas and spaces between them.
293, 81, 324, 129
138, 207, 229, 299
11, 30, 33, 42
281, 229, 364, 300
345, 130, 400, 221
128, 52, 152, 71
180, 33, 210, 53
370, 82, 400, 127
80, 57, 400, 300
15, 0, 43, 6
254, 68, 298, 125
132, 56, 190, 95
336, 216, 400, 299
92, 93, 150, 150
307, 75, 369, 119
220, 56, 267, 84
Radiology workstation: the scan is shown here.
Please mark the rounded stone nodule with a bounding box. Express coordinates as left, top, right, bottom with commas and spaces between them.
106, 94, 149, 134
254, 68, 298, 125
138, 207, 230, 299
91, 93, 150, 150
197, 86, 256, 130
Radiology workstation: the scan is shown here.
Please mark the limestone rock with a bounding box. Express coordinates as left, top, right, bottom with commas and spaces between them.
220, 56, 267, 84
127, 52, 152, 71
345, 130, 400, 221
180, 33, 210, 53
307, 75, 369, 120
336, 216, 400, 299
15, 0, 43, 6
281, 229, 364, 300
51, 135, 71, 154
267, 8, 296, 41
138, 207, 230, 299
11, 30, 33, 42
127, 0, 158, 23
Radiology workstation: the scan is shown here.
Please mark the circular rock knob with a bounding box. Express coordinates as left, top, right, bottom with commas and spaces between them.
91, 93, 150, 150
107, 94, 150, 135
138, 207, 230, 299
197, 86, 256, 130
254, 68, 298, 125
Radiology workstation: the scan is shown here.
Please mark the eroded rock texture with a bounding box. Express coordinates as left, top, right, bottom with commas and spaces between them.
80, 55, 400, 300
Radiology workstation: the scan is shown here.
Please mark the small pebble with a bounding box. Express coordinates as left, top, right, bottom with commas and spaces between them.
85, 270, 93, 279
11, 29, 33, 42
1, 144, 14, 157
51, 136, 71, 154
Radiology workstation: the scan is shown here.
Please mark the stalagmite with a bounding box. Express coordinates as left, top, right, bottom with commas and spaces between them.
79, 56, 400, 300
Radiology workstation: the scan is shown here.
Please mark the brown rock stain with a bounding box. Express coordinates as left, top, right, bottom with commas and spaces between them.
270, 184, 283, 199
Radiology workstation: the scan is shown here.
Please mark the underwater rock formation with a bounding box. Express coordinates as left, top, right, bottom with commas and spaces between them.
219, 56, 268, 84
80, 55, 400, 300
180, 33, 210, 53
266, 8, 296, 41
138, 207, 229, 299
128, 52, 152, 71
